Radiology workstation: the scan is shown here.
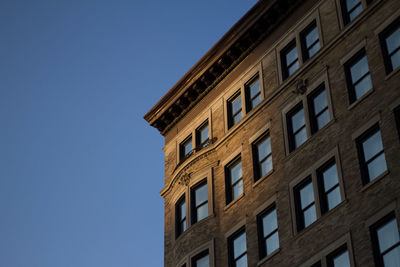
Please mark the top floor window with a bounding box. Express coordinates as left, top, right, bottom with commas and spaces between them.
196, 120, 209, 150
380, 18, 400, 74
281, 40, 299, 80
300, 20, 321, 61
227, 91, 242, 129
245, 75, 261, 112
180, 135, 193, 162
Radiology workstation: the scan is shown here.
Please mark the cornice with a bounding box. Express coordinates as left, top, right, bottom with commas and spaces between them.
144, 0, 302, 135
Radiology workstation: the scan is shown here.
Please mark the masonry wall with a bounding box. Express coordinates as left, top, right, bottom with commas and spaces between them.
161, 0, 400, 266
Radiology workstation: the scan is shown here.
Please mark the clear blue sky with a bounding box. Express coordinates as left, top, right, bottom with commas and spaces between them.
0, 1, 257, 266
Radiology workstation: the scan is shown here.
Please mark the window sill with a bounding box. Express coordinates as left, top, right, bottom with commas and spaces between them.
174, 213, 215, 244
360, 170, 389, 192
384, 66, 400, 81
257, 248, 281, 266
347, 88, 374, 111
253, 169, 274, 188
224, 193, 245, 212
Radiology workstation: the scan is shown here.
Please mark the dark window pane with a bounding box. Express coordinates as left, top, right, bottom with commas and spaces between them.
195, 183, 208, 206
236, 255, 248, 267
288, 61, 300, 76
233, 180, 244, 199
232, 95, 242, 114
349, 4, 362, 21
383, 246, 400, 267
197, 204, 208, 222
316, 110, 330, 129
381, 20, 400, 73
346, 0, 360, 10
193, 182, 208, 223
282, 41, 299, 79
313, 89, 328, 115
228, 93, 242, 128
322, 164, 339, 192
226, 158, 243, 204
309, 86, 330, 132
195, 254, 209, 267
266, 232, 279, 255
295, 127, 308, 148
301, 21, 320, 60
176, 196, 186, 237
327, 188, 342, 210
231, 161, 242, 184
286, 46, 298, 65
260, 157, 273, 177
308, 42, 321, 58
233, 232, 247, 259
291, 108, 306, 132
305, 26, 319, 48
196, 121, 209, 149
377, 218, 400, 253
288, 104, 307, 151
300, 182, 315, 209
354, 75, 372, 99
350, 56, 369, 83
304, 205, 317, 227
362, 130, 384, 161
367, 153, 387, 181
257, 137, 271, 161
346, 52, 372, 103
332, 249, 350, 267
181, 136, 193, 161
254, 134, 273, 180
386, 27, 400, 54
262, 209, 277, 236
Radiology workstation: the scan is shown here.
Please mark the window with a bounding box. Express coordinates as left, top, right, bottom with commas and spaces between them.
308, 84, 330, 134
227, 91, 242, 129
301, 20, 321, 61
192, 250, 210, 267
327, 245, 351, 267
294, 177, 317, 231
317, 159, 342, 214
380, 18, 400, 74
180, 135, 193, 162
287, 103, 307, 152
281, 40, 299, 80
225, 156, 243, 205
370, 213, 400, 267
196, 120, 210, 150
191, 180, 208, 224
252, 133, 273, 181
292, 155, 343, 232
176, 195, 186, 238
341, 0, 363, 25
257, 205, 279, 259
228, 228, 247, 267
245, 75, 261, 112
344, 49, 372, 104
356, 124, 387, 184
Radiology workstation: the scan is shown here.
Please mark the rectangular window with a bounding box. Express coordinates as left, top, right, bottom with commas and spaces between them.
281, 40, 299, 80
300, 20, 321, 61
228, 228, 248, 267
380, 18, 400, 74
344, 49, 372, 104
176, 195, 186, 238
196, 120, 210, 150
252, 133, 273, 181
294, 177, 317, 231
370, 213, 400, 267
257, 205, 279, 259
317, 159, 342, 214
192, 250, 210, 267
327, 245, 351, 267
287, 103, 307, 152
308, 84, 330, 133
227, 91, 242, 128
180, 135, 193, 162
356, 124, 387, 184
191, 180, 208, 224
245, 75, 261, 112
341, 0, 363, 25
225, 157, 243, 205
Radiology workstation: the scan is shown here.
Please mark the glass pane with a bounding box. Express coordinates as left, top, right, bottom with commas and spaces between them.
300, 182, 314, 208
197, 204, 208, 221
257, 137, 271, 160
313, 89, 328, 114
236, 255, 248, 267
349, 5, 363, 21
386, 27, 400, 54
333, 250, 350, 267
391, 50, 400, 71
195, 184, 208, 206
295, 127, 307, 148
304, 205, 317, 227
182, 220, 187, 231
354, 74, 372, 100
233, 112, 242, 125
291, 107, 305, 132
322, 163, 338, 192
234, 232, 247, 258
200, 125, 209, 144
231, 161, 242, 184
184, 139, 192, 156
346, 0, 361, 11
232, 96, 242, 114
306, 26, 319, 47
362, 130, 383, 162
317, 110, 330, 130
233, 180, 244, 200
251, 95, 261, 109
266, 232, 279, 255
288, 61, 300, 76
308, 42, 321, 58
249, 78, 260, 98
383, 246, 400, 267
260, 156, 273, 177
377, 218, 400, 253
262, 209, 278, 236
195, 254, 209, 267
327, 187, 342, 210
367, 153, 387, 181
180, 202, 186, 218
286, 46, 298, 65
350, 56, 369, 83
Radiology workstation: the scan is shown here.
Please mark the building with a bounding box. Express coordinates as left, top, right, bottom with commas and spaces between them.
144, 0, 400, 266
